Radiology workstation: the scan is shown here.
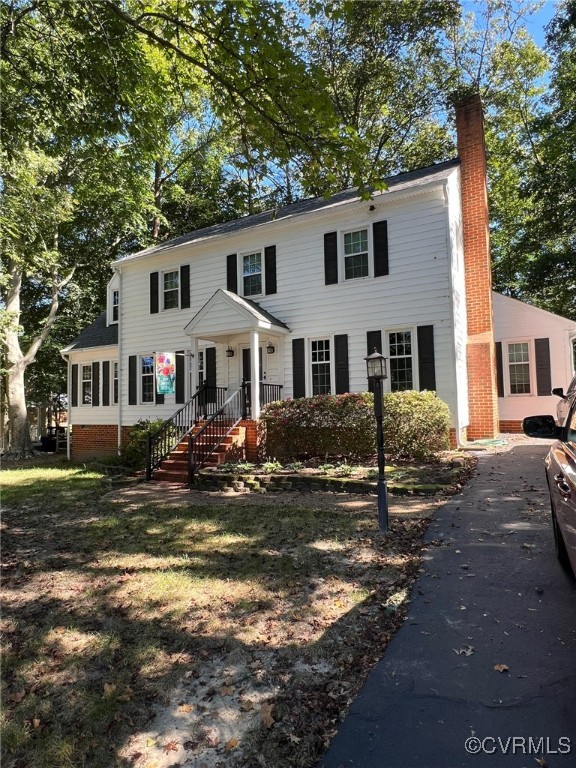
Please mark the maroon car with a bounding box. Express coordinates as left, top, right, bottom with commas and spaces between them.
523, 397, 576, 578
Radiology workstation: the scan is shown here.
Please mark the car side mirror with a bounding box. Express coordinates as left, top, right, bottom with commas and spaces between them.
552, 387, 565, 398
522, 415, 561, 439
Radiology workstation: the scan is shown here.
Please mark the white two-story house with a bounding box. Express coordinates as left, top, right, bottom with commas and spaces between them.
61, 95, 576, 470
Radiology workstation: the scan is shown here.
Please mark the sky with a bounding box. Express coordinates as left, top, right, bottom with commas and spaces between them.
526, 0, 560, 46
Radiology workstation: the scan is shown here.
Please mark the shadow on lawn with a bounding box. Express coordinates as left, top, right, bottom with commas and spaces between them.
2, 476, 428, 768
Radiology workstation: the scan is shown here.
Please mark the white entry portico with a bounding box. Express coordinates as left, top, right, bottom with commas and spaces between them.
183, 289, 290, 419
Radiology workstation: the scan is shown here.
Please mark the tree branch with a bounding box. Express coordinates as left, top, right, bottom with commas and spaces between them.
23, 267, 75, 366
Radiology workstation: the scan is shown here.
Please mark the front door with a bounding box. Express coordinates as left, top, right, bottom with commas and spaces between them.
242, 347, 263, 415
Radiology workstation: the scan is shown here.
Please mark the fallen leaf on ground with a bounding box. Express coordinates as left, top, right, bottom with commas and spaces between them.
178, 703, 193, 713
219, 685, 235, 696
493, 664, 509, 673
261, 701, 275, 728
9, 691, 26, 703
32, 718, 41, 729
289, 734, 301, 743
535, 757, 548, 767
103, 682, 116, 697
225, 738, 239, 751
163, 740, 178, 753
240, 699, 254, 711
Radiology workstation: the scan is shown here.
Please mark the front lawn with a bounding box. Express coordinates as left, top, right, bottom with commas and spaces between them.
1, 457, 456, 768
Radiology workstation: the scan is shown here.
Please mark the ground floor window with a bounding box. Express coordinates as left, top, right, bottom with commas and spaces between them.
141, 355, 155, 403
311, 339, 331, 395
81, 365, 92, 405
388, 330, 414, 391
507, 341, 531, 394
113, 361, 119, 404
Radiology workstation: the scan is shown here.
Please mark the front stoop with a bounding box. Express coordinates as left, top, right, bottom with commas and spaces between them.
152, 425, 246, 483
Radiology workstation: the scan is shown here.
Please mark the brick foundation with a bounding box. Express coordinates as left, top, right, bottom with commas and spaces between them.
456, 94, 499, 440
240, 419, 262, 462
70, 424, 133, 461
499, 420, 523, 434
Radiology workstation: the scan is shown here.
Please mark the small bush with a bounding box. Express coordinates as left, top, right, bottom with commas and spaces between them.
381, 390, 451, 461
261, 391, 450, 462
121, 418, 166, 469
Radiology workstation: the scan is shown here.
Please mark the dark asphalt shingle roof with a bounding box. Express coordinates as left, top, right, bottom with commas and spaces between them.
64, 313, 118, 351
121, 159, 460, 262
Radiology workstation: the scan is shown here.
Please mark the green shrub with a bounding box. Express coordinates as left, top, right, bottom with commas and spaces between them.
261, 393, 375, 460
261, 391, 450, 462
121, 418, 166, 469
381, 390, 451, 461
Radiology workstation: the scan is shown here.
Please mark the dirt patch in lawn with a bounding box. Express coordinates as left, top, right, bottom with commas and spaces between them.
1, 458, 466, 768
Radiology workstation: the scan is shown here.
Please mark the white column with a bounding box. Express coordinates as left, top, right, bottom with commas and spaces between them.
251, 329, 260, 419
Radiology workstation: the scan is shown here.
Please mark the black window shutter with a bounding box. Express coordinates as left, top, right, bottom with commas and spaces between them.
334, 334, 349, 394
535, 338, 552, 396
92, 362, 100, 406
175, 351, 185, 404
324, 232, 338, 285
205, 346, 216, 404
150, 272, 159, 314
417, 325, 436, 391
373, 220, 389, 277
71, 364, 78, 407
227, 254, 238, 293
102, 361, 110, 406
366, 331, 382, 393
128, 355, 137, 405
264, 245, 277, 295
292, 338, 306, 398
180, 265, 190, 309
495, 342, 504, 397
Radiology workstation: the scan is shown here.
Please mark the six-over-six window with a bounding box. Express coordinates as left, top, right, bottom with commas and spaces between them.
344, 229, 369, 279
507, 342, 531, 394
311, 339, 331, 395
388, 330, 414, 391
163, 270, 179, 310
242, 252, 262, 297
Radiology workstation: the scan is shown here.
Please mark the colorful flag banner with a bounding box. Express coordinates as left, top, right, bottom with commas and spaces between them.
156, 353, 176, 395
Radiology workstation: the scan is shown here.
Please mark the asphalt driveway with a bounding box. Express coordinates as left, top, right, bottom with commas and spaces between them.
319, 440, 576, 768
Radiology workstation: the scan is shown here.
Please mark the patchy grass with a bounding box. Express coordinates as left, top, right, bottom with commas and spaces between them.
1, 458, 453, 768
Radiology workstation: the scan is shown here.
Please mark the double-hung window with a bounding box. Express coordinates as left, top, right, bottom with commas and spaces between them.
388, 330, 414, 391
311, 339, 331, 395
81, 365, 92, 405
112, 290, 119, 322
343, 228, 369, 279
507, 342, 531, 394
141, 355, 155, 403
242, 252, 262, 297
163, 270, 179, 310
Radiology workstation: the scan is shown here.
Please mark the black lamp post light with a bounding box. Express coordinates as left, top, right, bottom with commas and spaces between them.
365, 350, 389, 535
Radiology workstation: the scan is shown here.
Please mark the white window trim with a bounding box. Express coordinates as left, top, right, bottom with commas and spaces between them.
385, 326, 419, 392
80, 364, 92, 407
503, 338, 535, 397
239, 250, 264, 298
140, 354, 156, 404
306, 336, 334, 396
340, 225, 372, 282
161, 269, 180, 311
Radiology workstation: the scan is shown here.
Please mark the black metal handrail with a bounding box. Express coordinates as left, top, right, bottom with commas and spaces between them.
146, 384, 227, 480
188, 385, 246, 484
260, 382, 283, 406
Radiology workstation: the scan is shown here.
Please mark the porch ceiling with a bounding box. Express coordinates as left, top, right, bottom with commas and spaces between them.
184, 289, 290, 342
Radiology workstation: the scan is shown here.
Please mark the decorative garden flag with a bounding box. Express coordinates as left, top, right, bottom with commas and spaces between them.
156, 353, 176, 395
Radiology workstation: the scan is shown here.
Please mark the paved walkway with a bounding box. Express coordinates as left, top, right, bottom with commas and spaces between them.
319, 441, 576, 768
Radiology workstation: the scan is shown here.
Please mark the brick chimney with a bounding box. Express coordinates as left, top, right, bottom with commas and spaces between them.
455, 93, 499, 440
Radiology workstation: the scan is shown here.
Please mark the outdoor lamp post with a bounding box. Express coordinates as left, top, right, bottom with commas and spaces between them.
365, 350, 389, 535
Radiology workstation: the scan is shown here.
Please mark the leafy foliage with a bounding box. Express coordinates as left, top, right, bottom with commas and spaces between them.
261, 390, 451, 462
120, 418, 166, 469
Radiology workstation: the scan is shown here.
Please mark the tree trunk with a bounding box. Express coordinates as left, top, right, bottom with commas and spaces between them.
6, 358, 34, 458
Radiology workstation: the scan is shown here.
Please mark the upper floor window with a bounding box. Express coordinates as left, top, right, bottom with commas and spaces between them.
507, 342, 531, 394
81, 365, 92, 405
163, 270, 179, 310
111, 290, 119, 323
388, 330, 415, 391
343, 228, 369, 279
242, 252, 262, 297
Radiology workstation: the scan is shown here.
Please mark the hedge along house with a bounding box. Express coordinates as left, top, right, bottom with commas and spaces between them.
62, 94, 569, 475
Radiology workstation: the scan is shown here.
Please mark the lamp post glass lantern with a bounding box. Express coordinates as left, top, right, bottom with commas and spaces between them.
365, 350, 389, 535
